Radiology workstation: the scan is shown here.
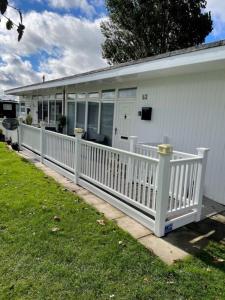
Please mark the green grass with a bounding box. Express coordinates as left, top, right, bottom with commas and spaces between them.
0, 143, 225, 300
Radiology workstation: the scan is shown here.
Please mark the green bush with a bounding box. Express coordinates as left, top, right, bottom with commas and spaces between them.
26, 114, 33, 125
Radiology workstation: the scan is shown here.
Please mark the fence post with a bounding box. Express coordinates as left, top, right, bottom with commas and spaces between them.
74, 128, 83, 184
18, 117, 23, 150
195, 148, 210, 222
129, 136, 138, 152
154, 144, 173, 237
74, 137, 79, 184
40, 122, 45, 163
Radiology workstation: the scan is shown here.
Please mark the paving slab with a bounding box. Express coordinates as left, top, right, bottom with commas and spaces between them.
139, 234, 189, 265
201, 197, 225, 219
115, 216, 152, 239
94, 203, 125, 220
82, 194, 105, 206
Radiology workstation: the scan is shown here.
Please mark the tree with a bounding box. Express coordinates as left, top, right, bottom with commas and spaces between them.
0, 0, 25, 41
101, 0, 213, 64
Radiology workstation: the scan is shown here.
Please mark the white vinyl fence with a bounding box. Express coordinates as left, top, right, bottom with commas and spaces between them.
19, 124, 209, 237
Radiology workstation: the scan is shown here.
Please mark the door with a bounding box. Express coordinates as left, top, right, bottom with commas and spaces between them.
113, 101, 135, 150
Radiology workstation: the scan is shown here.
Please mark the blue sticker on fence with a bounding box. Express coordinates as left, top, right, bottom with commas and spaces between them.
165, 223, 173, 234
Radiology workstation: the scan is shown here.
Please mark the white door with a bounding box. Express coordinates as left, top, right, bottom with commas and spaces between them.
113, 101, 135, 150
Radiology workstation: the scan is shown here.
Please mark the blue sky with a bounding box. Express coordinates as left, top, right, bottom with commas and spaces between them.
0, 0, 225, 92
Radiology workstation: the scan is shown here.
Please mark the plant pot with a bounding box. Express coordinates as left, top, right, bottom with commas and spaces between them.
0, 134, 5, 142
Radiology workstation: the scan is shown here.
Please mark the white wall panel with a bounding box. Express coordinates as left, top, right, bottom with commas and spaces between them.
136, 70, 225, 204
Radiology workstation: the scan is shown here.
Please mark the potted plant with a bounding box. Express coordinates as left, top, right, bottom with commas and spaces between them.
74, 128, 84, 139
58, 115, 66, 133
0, 129, 5, 142
25, 114, 33, 125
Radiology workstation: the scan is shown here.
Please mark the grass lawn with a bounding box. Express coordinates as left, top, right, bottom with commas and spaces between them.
0, 143, 225, 300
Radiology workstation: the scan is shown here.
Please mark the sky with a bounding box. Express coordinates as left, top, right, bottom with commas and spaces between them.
0, 0, 225, 93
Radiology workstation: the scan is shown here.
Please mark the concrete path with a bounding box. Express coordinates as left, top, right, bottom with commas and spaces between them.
16, 148, 225, 265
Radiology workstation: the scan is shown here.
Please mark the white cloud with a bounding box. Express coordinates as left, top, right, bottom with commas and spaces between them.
206, 0, 225, 37
0, 10, 107, 92
48, 0, 95, 15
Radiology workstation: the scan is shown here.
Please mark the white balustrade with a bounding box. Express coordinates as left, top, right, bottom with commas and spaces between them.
19, 125, 208, 237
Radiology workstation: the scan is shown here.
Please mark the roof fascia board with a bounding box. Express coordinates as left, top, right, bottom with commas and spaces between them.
6, 45, 225, 95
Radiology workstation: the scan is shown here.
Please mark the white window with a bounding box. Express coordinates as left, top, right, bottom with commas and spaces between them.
77, 93, 86, 99
56, 93, 63, 100
88, 92, 99, 98
102, 90, 115, 99
3, 104, 12, 111
118, 88, 137, 98
20, 102, 26, 113
67, 93, 76, 100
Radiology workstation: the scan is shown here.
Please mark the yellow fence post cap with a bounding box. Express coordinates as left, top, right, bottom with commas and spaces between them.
158, 144, 173, 155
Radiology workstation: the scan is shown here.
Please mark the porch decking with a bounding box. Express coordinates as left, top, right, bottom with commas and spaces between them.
19, 123, 209, 237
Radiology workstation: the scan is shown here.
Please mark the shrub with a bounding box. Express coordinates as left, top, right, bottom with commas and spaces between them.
26, 114, 33, 125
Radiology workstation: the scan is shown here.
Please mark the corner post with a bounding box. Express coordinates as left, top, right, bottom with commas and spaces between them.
154, 144, 173, 237
40, 122, 45, 164
195, 148, 210, 222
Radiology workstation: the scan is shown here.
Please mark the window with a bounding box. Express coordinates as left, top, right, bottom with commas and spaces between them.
67, 102, 75, 135
100, 103, 114, 146
49, 101, 55, 123
87, 102, 99, 136
3, 104, 12, 111
56, 101, 62, 122
118, 88, 137, 98
38, 101, 42, 122
20, 102, 26, 113
102, 90, 115, 99
88, 92, 99, 98
67, 93, 76, 100
77, 93, 86, 99
56, 93, 63, 100
76, 102, 85, 129
43, 101, 48, 122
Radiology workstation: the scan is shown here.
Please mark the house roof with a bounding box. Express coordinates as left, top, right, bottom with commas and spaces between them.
0, 99, 18, 103
5, 39, 225, 95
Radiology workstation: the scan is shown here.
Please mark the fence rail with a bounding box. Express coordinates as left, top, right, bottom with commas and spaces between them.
19, 124, 209, 237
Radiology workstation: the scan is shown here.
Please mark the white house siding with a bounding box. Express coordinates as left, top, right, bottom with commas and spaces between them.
135, 70, 225, 205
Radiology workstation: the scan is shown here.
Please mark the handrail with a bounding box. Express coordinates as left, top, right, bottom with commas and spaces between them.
136, 142, 199, 160
170, 157, 202, 164
79, 139, 159, 163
